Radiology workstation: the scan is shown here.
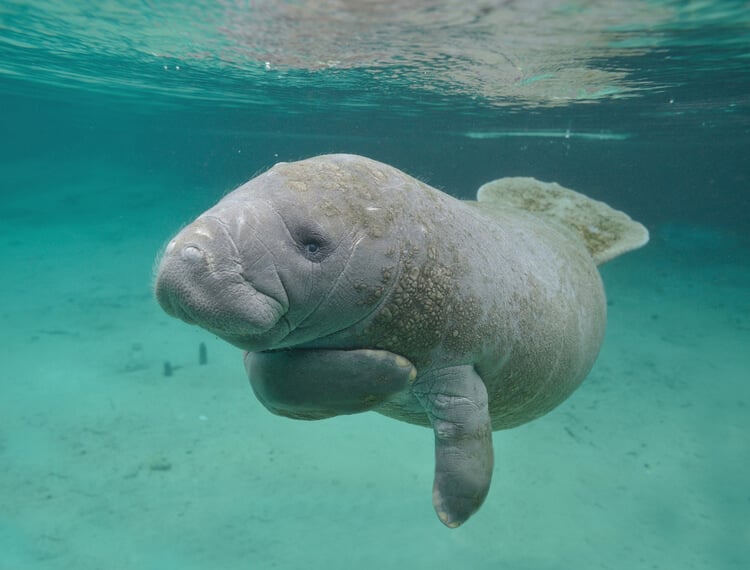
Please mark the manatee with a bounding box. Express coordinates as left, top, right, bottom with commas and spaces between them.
154, 154, 648, 527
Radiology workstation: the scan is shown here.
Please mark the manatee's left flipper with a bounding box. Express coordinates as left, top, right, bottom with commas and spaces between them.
244, 349, 416, 421
412, 365, 494, 528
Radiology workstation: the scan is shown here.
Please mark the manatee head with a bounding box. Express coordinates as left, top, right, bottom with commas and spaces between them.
154, 154, 408, 352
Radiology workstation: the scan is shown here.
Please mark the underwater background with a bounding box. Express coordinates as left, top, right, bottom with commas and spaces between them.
1, 1, 748, 568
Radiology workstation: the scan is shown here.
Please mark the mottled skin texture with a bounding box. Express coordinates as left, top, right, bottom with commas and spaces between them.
155, 154, 608, 527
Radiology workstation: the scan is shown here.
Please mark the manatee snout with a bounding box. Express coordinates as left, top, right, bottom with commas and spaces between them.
154, 215, 288, 343
155, 216, 230, 314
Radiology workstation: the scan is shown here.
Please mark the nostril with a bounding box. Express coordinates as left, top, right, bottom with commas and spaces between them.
181, 245, 204, 261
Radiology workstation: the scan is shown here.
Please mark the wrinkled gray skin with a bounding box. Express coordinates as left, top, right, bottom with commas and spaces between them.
155, 154, 605, 528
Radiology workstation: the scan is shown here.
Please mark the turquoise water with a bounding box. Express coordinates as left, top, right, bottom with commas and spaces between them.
1, 1, 749, 568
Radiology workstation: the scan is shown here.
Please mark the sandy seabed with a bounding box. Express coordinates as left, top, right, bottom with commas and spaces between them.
1, 161, 748, 570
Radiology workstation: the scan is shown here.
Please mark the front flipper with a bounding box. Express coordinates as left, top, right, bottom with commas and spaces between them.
412, 365, 493, 528
244, 349, 417, 420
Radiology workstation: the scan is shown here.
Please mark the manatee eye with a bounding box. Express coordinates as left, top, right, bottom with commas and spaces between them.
289, 220, 332, 261
296, 233, 330, 261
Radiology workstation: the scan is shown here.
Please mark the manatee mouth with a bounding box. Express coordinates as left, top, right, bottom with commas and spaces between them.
158, 292, 197, 325
156, 258, 285, 336
154, 220, 289, 345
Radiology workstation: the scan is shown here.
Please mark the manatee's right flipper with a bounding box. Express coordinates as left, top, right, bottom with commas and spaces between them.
411, 365, 493, 528
473, 177, 649, 264
244, 349, 416, 421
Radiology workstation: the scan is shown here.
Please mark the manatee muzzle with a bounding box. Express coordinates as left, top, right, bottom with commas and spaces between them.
154, 216, 286, 338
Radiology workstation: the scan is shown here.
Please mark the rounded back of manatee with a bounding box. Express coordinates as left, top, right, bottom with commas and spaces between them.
154, 154, 648, 527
